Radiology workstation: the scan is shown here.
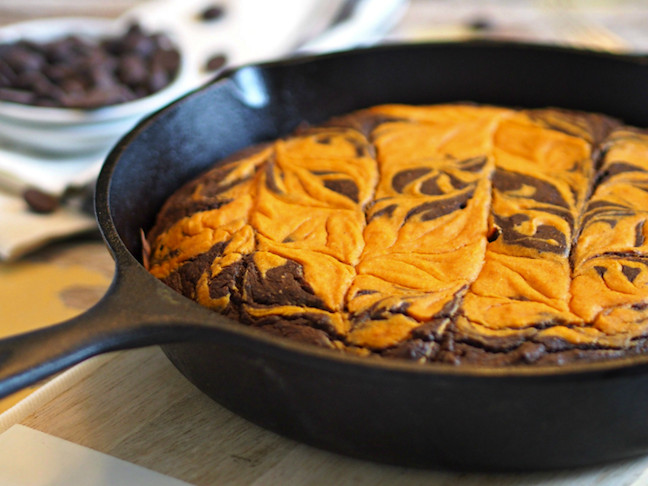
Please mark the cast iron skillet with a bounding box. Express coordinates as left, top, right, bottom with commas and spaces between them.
3, 41, 648, 472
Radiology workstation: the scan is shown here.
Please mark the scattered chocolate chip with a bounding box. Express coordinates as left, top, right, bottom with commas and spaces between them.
23, 188, 59, 213
0, 22, 181, 109
467, 17, 494, 31
205, 53, 227, 72
199, 4, 226, 21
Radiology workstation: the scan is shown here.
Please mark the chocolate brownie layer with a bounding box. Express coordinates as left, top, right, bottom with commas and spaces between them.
146, 104, 648, 366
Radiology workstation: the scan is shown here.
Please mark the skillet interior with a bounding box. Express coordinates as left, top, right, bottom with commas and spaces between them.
100, 41, 648, 471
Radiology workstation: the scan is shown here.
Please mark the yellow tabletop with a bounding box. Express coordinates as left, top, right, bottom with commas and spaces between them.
0, 238, 113, 410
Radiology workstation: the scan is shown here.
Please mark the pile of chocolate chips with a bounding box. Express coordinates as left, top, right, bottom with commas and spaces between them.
0, 23, 181, 109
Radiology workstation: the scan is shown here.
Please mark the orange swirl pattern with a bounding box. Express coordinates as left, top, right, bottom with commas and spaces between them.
147, 104, 648, 365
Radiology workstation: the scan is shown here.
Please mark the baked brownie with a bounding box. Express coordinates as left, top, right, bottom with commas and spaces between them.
145, 104, 648, 366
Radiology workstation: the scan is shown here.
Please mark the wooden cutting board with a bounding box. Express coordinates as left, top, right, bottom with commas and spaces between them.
5, 344, 648, 486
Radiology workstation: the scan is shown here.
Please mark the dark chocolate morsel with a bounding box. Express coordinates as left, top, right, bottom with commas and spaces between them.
0, 87, 35, 104
23, 188, 59, 214
467, 17, 493, 31
205, 53, 227, 72
0, 22, 181, 109
199, 4, 226, 21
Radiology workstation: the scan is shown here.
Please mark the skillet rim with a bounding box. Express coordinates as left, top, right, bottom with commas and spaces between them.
96, 39, 648, 380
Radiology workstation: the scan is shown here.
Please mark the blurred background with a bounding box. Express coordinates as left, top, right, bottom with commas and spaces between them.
2, 0, 648, 50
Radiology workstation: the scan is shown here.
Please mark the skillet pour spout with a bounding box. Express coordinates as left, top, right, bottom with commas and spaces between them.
5, 42, 648, 471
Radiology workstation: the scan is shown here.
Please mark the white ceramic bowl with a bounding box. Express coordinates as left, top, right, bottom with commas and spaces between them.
0, 17, 196, 154
0, 0, 409, 156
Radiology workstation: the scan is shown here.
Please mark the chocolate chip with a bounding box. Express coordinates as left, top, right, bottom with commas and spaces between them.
152, 49, 180, 73
15, 70, 60, 97
0, 22, 181, 109
467, 17, 493, 31
205, 53, 227, 72
147, 66, 170, 93
3, 44, 45, 72
199, 4, 226, 21
0, 60, 16, 84
125, 31, 157, 57
0, 87, 35, 104
117, 53, 149, 85
23, 188, 59, 214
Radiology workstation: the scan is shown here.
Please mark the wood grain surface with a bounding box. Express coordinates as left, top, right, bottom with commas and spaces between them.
17, 346, 648, 486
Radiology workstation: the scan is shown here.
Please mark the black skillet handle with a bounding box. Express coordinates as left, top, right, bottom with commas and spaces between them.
0, 258, 215, 400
